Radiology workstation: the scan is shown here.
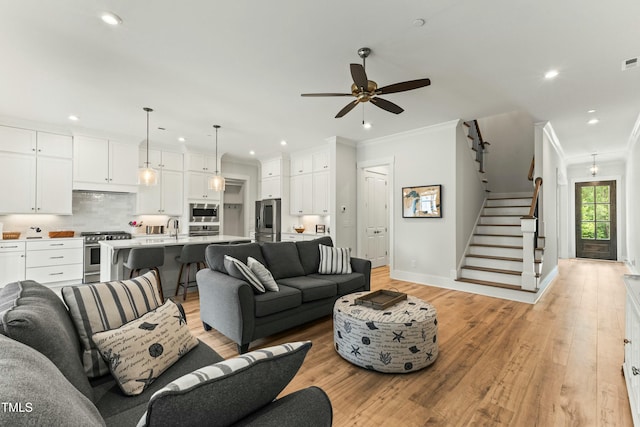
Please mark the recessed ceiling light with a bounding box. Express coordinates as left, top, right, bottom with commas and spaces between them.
362, 121, 372, 129
68, 115, 79, 121
249, 150, 255, 155
101, 12, 122, 26
280, 140, 287, 146
587, 109, 596, 113
413, 18, 426, 27
178, 137, 185, 142
544, 70, 559, 79
588, 118, 599, 125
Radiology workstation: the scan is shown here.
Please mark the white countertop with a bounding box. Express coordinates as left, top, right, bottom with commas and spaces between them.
0, 236, 83, 243
99, 234, 251, 250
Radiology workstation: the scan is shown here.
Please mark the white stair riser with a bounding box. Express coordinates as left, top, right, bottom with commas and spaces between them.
476, 225, 522, 236
469, 245, 523, 258
486, 198, 532, 207
461, 269, 522, 286
479, 216, 521, 225
465, 257, 523, 271
483, 206, 530, 216
474, 235, 522, 246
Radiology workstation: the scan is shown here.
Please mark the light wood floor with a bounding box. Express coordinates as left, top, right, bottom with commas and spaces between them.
182, 259, 632, 426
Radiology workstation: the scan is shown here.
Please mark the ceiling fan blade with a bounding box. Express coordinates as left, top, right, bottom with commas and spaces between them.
370, 97, 404, 114
301, 93, 353, 97
377, 78, 431, 95
335, 100, 360, 118
350, 63, 369, 89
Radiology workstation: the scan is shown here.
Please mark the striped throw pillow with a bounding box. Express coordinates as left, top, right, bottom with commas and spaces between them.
318, 244, 352, 274
136, 341, 312, 427
224, 255, 265, 293
61, 271, 163, 378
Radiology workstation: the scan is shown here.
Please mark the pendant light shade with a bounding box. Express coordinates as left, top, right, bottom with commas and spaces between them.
590, 153, 598, 177
138, 107, 158, 186
208, 124, 226, 191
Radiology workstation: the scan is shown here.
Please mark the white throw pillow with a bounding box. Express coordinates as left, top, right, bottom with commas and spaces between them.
224, 255, 266, 293
247, 256, 279, 292
318, 244, 352, 274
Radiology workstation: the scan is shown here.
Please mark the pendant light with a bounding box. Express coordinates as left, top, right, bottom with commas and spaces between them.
208, 124, 226, 191
138, 107, 158, 186
590, 153, 598, 177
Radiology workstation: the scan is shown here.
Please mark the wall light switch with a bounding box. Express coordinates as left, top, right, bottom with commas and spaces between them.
340, 205, 346, 213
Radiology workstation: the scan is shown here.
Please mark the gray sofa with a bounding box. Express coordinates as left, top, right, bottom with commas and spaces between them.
0, 280, 332, 427
197, 236, 371, 354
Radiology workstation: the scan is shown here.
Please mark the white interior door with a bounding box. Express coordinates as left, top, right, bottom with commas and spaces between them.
363, 169, 388, 268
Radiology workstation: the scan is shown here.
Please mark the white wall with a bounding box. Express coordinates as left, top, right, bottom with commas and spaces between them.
357, 121, 459, 283
329, 137, 357, 251
478, 111, 535, 193
566, 160, 626, 260
627, 132, 640, 273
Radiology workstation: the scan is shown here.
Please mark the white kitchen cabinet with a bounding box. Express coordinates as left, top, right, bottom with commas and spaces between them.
290, 174, 312, 215
624, 275, 640, 426
290, 153, 312, 176
312, 170, 330, 215
139, 148, 183, 171
187, 172, 221, 201
74, 136, 138, 191
312, 149, 330, 172
25, 239, 83, 285
261, 158, 281, 179
137, 169, 184, 215
261, 176, 281, 200
187, 152, 217, 172
0, 125, 36, 154
0, 129, 72, 214
0, 241, 26, 284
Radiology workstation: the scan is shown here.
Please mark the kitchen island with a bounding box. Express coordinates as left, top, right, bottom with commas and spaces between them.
99, 234, 252, 299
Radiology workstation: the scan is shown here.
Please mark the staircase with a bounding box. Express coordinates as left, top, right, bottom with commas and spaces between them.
457, 194, 543, 292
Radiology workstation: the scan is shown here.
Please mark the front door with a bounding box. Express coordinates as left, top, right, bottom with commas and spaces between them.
575, 180, 617, 260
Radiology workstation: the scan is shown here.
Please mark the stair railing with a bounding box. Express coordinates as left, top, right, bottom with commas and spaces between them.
521, 177, 542, 291
528, 157, 535, 181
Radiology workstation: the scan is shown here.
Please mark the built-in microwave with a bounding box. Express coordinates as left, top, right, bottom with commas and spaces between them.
190, 203, 219, 223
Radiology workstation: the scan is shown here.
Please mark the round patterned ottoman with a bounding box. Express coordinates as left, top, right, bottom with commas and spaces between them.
333, 291, 438, 373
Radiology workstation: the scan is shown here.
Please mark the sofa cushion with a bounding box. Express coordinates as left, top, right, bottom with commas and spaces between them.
277, 276, 337, 303
247, 256, 279, 292
295, 236, 333, 275
318, 244, 352, 274
0, 334, 105, 427
309, 272, 366, 295
92, 300, 199, 396
206, 243, 265, 274
224, 255, 266, 293
0, 280, 93, 401
92, 340, 223, 423
137, 341, 312, 427
259, 241, 305, 280
254, 285, 302, 317
62, 271, 163, 378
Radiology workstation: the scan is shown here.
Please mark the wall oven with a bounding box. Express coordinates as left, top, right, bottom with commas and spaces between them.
188, 224, 220, 237
81, 231, 131, 283
190, 203, 219, 223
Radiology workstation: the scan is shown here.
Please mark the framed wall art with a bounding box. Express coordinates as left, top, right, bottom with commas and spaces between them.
402, 185, 442, 218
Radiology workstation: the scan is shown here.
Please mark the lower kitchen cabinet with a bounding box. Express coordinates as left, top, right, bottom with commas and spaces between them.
0, 241, 26, 284
25, 239, 83, 285
624, 274, 640, 426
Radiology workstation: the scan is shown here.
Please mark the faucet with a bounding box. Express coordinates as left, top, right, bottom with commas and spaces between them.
167, 217, 180, 238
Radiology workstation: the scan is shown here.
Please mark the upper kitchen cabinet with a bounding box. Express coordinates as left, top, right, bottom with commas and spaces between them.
261, 157, 281, 179
259, 156, 289, 200
74, 136, 139, 192
187, 152, 217, 172
187, 172, 221, 201
139, 148, 183, 171
312, 149, 330, 172
0, 126, 72, 214
290, 153, 312, 176
136, 169, 184, 215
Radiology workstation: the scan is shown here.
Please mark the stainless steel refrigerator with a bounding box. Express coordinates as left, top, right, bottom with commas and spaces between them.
255, 198, 281, 242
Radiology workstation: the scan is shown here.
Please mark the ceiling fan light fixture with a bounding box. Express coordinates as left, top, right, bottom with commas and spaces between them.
138, 107, 158, 186
101, 12, 122, 26
208, 125, 225, 192
362, 121, 372, 129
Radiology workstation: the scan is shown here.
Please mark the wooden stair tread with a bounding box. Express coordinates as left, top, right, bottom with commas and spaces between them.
481, 214, 523, 217
487, 197, 532, 201
484, 205, 530, 208
478, 224, 520, 227
456, 278, 537, 293
466, 254, 522, 262
470, 243, 523, 249
474, 233, 522, 238
462, 265, 522, 276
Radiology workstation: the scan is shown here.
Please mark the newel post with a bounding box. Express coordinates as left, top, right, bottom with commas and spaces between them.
521, 217, 537, 291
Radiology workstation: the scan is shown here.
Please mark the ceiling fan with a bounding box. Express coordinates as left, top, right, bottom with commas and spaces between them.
301, 47, 431, 118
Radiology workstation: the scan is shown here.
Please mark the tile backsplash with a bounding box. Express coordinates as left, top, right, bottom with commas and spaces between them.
0, 191, 137, 236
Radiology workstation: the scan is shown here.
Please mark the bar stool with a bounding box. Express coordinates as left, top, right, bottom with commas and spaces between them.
175, 243, 208, 301
124, 247, 165, 301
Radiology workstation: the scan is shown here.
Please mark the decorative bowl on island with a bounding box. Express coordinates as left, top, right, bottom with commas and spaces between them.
294, 226, 305, 233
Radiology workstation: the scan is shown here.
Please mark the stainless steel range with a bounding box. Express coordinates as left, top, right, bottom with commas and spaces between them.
82, 231, 132, 283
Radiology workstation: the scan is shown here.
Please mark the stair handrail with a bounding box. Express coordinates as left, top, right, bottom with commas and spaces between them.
528, 157, 535, 181
525, 177, 543, 219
